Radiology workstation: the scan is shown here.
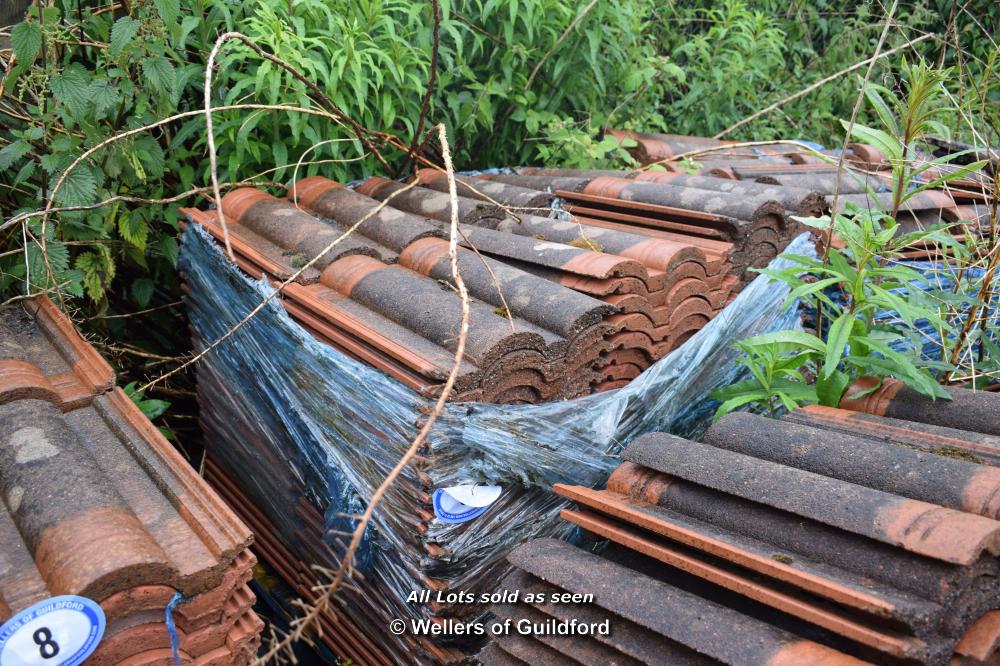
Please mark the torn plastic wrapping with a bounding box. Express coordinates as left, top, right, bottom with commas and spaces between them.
877, 261, 1000, 362
180, 225, 816, 658
818, 260, 1000, 364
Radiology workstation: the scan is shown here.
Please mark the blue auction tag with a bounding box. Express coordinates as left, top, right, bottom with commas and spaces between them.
0, 596, 105, 666
433, 488, 490, 523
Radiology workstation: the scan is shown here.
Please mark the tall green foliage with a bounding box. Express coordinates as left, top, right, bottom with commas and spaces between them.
711, 61, 990, 420
1, 0, 665, 307
211, 0, 664, 175
638, 0, 999, 144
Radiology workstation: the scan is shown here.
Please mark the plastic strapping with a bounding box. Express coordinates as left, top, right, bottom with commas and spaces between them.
165, 591, 185, 666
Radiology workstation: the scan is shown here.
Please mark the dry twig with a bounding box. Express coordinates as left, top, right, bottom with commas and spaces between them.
254, 123, 470, 663
403, 0, 441, 177
715, 31, 932, 139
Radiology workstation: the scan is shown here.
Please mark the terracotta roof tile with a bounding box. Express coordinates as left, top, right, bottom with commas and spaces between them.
514, 382, 1000, 665
0, 296, 114, 410
0, 296, 261, 664
415, 168, 555, 211
494, 538, 869, 666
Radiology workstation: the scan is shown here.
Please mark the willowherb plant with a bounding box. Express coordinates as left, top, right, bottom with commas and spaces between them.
712, 60, 990, 419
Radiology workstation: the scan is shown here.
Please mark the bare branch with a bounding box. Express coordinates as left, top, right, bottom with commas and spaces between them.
715, 31, 931, 139
254, 123, 470, 662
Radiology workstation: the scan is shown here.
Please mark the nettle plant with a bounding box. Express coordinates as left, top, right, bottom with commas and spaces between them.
1, 0, 215, 304
712, 61, 987, 419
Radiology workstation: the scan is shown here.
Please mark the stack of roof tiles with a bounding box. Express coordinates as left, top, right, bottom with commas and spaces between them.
0, 297, 263, 665
199, 456, 406, 665
597, 130, 991, 261
471, 168, 801, 285
357, 172, 737, 389
182, 170, 738, 400
486, 378, 1000, 666
179, 209, 812, 665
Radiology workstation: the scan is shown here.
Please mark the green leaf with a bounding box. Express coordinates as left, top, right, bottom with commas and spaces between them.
118, 213, 149, 251
0, 140, 33, 171
843, 379, 881, 402
157, 236, 179, 267
712, 392, 768, 421
863, 83, 899, 136
770, 378, 818, 403
50, 63, 93, 118
132, 278, 155, 308
816, 370, 850, 407
771, 351, 820, 375
823, 312, 855, 378
273, 142, 288, 180
843, 121, 901, 161
153, 0, 180, 28
109, 16, 140, 56
178, 16, 201, 49
11, 21, 42, 64
14, 161, 36, 186
55, 165, 97, 207
906, 161, 989, 200
828, 249, 857, 284
142, 56, 177, 97
124, 381, 170, 420
88, 79, 123, 120
60, 269, 85, 298
740, 330, 826, 354
773, 390, 800, 413
713, 378, 770, 401
75, 250, 114, 302
784, 277, 840, 309
790, 214, 832, 230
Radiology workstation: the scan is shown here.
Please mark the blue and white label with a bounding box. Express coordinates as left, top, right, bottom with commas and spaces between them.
433, 484, 502, 524
0, 596, 105, 666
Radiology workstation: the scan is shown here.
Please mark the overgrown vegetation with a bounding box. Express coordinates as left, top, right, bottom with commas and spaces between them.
640, 0, 1000, 144
712, 60, 997, 419
0, 0, 997, 416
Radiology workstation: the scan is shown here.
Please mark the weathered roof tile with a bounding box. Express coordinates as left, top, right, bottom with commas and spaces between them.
521, 382, 1000, 665
0, 297, 261, 665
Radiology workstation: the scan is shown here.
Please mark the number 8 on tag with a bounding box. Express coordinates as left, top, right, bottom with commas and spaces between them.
0, 596, 105, 666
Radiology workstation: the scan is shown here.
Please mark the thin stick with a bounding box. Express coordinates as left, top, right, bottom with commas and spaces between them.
403, 0, 440, 177
86, 300, 183, 320
827, 0, 899, 238
715, 32, 932, 139
3, 181, 283, 232
204, 33, 239, 259
254, 123, 470, 662
525, 0, 599, 90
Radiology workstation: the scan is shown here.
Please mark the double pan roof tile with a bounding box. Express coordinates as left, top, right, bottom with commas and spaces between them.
0, 297, 262, 665
491, 379, 1000, 665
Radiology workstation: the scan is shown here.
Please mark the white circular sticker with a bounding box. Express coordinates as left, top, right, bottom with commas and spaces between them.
0, 596, 105, 666
442, 484, 502, 508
